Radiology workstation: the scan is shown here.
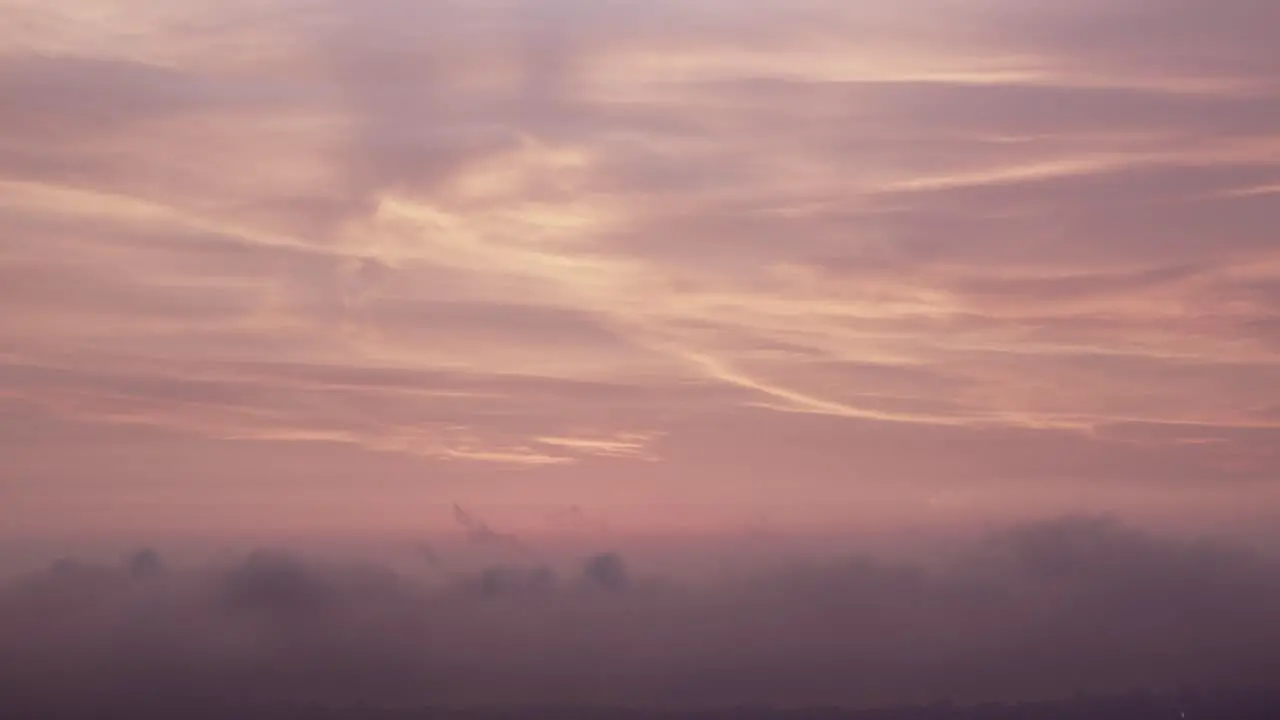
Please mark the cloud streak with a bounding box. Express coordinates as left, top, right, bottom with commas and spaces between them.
1, 0, 1279, 531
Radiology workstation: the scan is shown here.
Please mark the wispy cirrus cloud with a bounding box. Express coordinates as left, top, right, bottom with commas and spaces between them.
2, 0, 1279, 533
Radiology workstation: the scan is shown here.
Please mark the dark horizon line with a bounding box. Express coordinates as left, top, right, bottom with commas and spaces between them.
7, 686, 1280, 720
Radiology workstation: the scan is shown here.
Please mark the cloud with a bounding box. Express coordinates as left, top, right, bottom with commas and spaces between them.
581, 551, 630, 591
2, 0, 1280, 531
3, 518, 1280, 711
453, 504, 532, 556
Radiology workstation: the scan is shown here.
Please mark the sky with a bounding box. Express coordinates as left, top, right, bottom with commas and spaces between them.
5, 0, 1280, 711
2, 0, 1280, 544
